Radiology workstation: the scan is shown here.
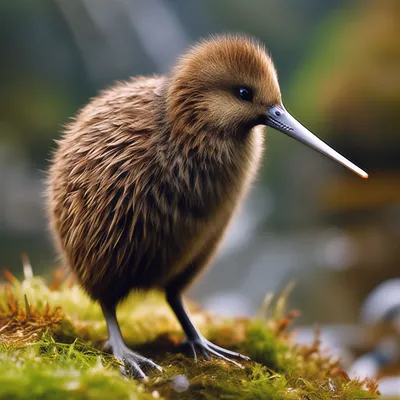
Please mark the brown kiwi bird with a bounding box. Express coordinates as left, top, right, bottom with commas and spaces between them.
47, 35, 367, 379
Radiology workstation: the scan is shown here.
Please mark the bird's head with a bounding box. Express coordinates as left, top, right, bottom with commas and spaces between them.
166, 35, 367, 178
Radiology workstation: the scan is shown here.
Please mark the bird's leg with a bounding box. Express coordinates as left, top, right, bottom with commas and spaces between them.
101, 303, 162, 379
166, 293, 250, 368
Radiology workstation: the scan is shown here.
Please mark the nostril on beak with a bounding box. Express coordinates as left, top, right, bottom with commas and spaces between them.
274, 110, 281, 117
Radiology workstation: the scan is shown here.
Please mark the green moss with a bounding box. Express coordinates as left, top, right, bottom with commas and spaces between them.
0, 337, 152, 400
0, 275, 380, 399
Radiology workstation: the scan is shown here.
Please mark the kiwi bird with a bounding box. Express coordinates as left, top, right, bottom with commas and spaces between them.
47, 35, 367, 379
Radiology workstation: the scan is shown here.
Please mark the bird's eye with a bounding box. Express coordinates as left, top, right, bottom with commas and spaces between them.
234, 87, 253, 102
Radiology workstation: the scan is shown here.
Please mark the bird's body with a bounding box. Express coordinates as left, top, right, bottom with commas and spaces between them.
47, 35, 366, 378
49, 74, 263, 306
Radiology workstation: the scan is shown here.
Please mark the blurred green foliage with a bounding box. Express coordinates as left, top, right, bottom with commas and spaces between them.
289, 0, 400, 171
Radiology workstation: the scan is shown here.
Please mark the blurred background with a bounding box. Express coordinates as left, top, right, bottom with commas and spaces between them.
0, 0, 399, 391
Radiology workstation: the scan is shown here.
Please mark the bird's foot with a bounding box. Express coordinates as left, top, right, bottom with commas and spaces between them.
177, 336, 250, 368
105, 341, 162, 380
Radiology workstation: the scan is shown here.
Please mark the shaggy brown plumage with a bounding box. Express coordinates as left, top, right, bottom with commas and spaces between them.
47, 35, 282, 378
48, 36, 280, 305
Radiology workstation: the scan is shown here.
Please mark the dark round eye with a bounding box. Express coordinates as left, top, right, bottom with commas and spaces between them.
235, 87, 253, 102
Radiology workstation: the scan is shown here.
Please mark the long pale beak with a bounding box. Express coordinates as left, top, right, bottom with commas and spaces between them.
266, 105, 368, 179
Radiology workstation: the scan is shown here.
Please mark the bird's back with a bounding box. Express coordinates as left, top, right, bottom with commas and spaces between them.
48, 76, 170, 299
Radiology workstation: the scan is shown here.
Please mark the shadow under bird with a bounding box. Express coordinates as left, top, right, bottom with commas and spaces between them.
47, 35, 368, 379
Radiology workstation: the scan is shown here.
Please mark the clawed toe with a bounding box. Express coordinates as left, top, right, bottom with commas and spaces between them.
109, 345, 162, 380
135, 354, 163, 372
177, 338, 249, 368
120, 356, 146, 380
178, 340, 198, 360
120, 354, 162, 379
203, 339, 251, 361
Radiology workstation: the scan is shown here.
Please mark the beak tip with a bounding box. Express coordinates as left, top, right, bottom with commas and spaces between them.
359, 171, 369, 179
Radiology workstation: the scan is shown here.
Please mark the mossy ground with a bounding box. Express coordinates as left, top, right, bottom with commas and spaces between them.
0, 270, 380, 399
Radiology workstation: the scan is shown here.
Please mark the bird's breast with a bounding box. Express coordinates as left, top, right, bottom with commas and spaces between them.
148, 127, 265, 247
157, 135, 259, 220
146, 126, 265, 284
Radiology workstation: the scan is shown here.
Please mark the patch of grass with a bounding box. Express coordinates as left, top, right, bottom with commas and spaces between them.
0, 272, 380, 399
